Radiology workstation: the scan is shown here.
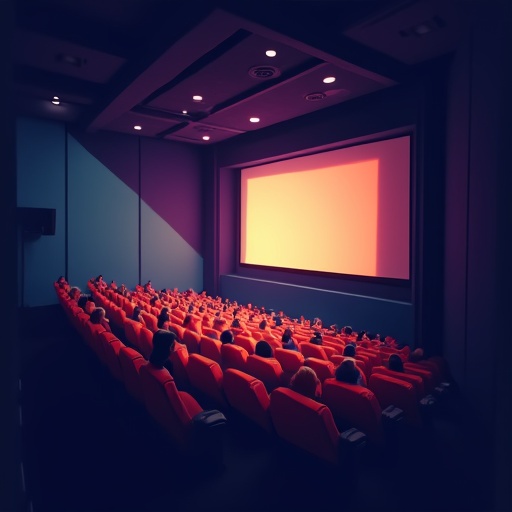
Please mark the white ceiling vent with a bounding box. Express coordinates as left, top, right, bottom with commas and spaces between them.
248, 65, 281, 79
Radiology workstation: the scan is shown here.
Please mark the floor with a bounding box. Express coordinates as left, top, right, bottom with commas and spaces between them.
19, 306, 495, 512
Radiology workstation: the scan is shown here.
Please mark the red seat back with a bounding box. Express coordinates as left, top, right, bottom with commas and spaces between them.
246, 355, 284, 393
269, 387, 340, 465
200, 335, 222, 364
322, 378, 384, 446
187, 354, 227, 409
221, 343, 248, 372
223, 369, 272, 433
118, 346, 146, 403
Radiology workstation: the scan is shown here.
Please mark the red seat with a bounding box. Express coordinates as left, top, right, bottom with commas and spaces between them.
322, 378, 385, 447
169, 344, 190, 388
299, 342, 329, 361
369, 373, 422, 427
140, 311, 158, 333
245, 355, 284, 393
137, 326, 154, 359
182, 329, 201, 354
139, 363, 203, 448
304, 357, 335, 384
274, 348, 304, 386
118, 346, 146, 403
200, 335, 222, 365
223, 369, 272, 433
187, 354, 228, 409
371, 366, 425, 401
124, 318, 142, 349
100, 332, 125, 382
221, 343, 248, 372
234, 334, 257, 355
269, 387, 341, 465
83, 321, 108, 363
403, 363, 436, 393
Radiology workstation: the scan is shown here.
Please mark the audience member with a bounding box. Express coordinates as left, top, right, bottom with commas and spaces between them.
56, 276, 69, 291
335, 359, 362, 385
89, 307, 112, 332
281, 329, 298, 351
149, 329, 176, 375
157, 307, 172, 330
255, 340, 273, 358
68, 286, 81, 304
290, 367, 321, 400
220, 330, 234, 345
309, 331, 323, 346
388, 354, 404, 372
132, 306, 146, 326
343, 343, 356, 357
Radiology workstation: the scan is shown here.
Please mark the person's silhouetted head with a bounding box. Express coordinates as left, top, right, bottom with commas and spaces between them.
290, 367, 321, 400
408, 348, 424, 363
150, 329, 176, 368
90, 307, 106, 324
388, 354, 404, 372
343, 326, 353, 335
132, 306, 143, 320
255, 340, 273, 358
343, 344, 356, 357
220, 330, 234, 345
335, 359, 360, 385
259, 319, 267, 330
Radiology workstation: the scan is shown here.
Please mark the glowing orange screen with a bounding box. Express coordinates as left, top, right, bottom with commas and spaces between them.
240, 136, 410, 279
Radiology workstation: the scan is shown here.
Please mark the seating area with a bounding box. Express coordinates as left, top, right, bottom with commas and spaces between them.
20, 279, 494, 511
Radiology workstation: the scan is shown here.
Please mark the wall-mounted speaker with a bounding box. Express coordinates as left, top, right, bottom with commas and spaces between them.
18, 207, 56, 236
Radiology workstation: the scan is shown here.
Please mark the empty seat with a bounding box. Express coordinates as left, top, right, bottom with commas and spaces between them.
403, 363, 436, 393
118, 346, 146, 403
124, 317, 142, 348
82, 321, 108, 362
371, 366, 425, 401
269, 387, 342, 465
369, 373, 422, 427
140, 311, 158, 333
245, 355, 284, 393
299, 342, 329, 361
221, 343, 248, 372
304, 357, 335, 384
182, 329, 201, 354
187, 354, 228, 410
137, 326, 154, 359
169, 344, 190, 389
139, 363, 203, 448
223, 369, 272, 433
274, 348, 305, 386
200, 335, 222, 365
100, 332, 125, 382
234, 334, 257, 355
322, 378, 386, 447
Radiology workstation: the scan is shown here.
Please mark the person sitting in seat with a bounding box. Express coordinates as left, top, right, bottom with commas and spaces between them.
290, 366, 321, 400
255, 340, 273, 358
90, 307, 112, 332
281, 328, 299, 351
132, 306, 146, 327
149, 329, 177, 375
388, 354, 404, 372
220, 329, 235, 345
335, 359, 363, 386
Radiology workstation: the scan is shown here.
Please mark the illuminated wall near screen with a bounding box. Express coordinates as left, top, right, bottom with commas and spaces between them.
240, 135, 410, 280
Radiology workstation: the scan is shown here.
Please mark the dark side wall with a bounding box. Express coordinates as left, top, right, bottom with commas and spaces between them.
16, 122, 205, 306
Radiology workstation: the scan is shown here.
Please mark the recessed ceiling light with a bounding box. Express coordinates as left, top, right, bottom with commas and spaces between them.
192, 95, 202, 102
202, 135, 210, 141
266, 50, 276, 57
134, 125, 142, 130
51, 96, 60, 105
249, 117, 260, 123
323, 76, 336, 84
182, 110, 188, 114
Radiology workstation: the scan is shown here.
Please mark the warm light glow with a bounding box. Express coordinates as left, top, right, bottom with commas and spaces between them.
133, 125, 142, 130
240, 136, 411, 279
323, 76, 336, 84
192, 95, 203, 102
266, 50, 277, 57
51, 96, 60, 105
202, 135, 210, 141
249, 117, 260, 123
182, 110, 188, 114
